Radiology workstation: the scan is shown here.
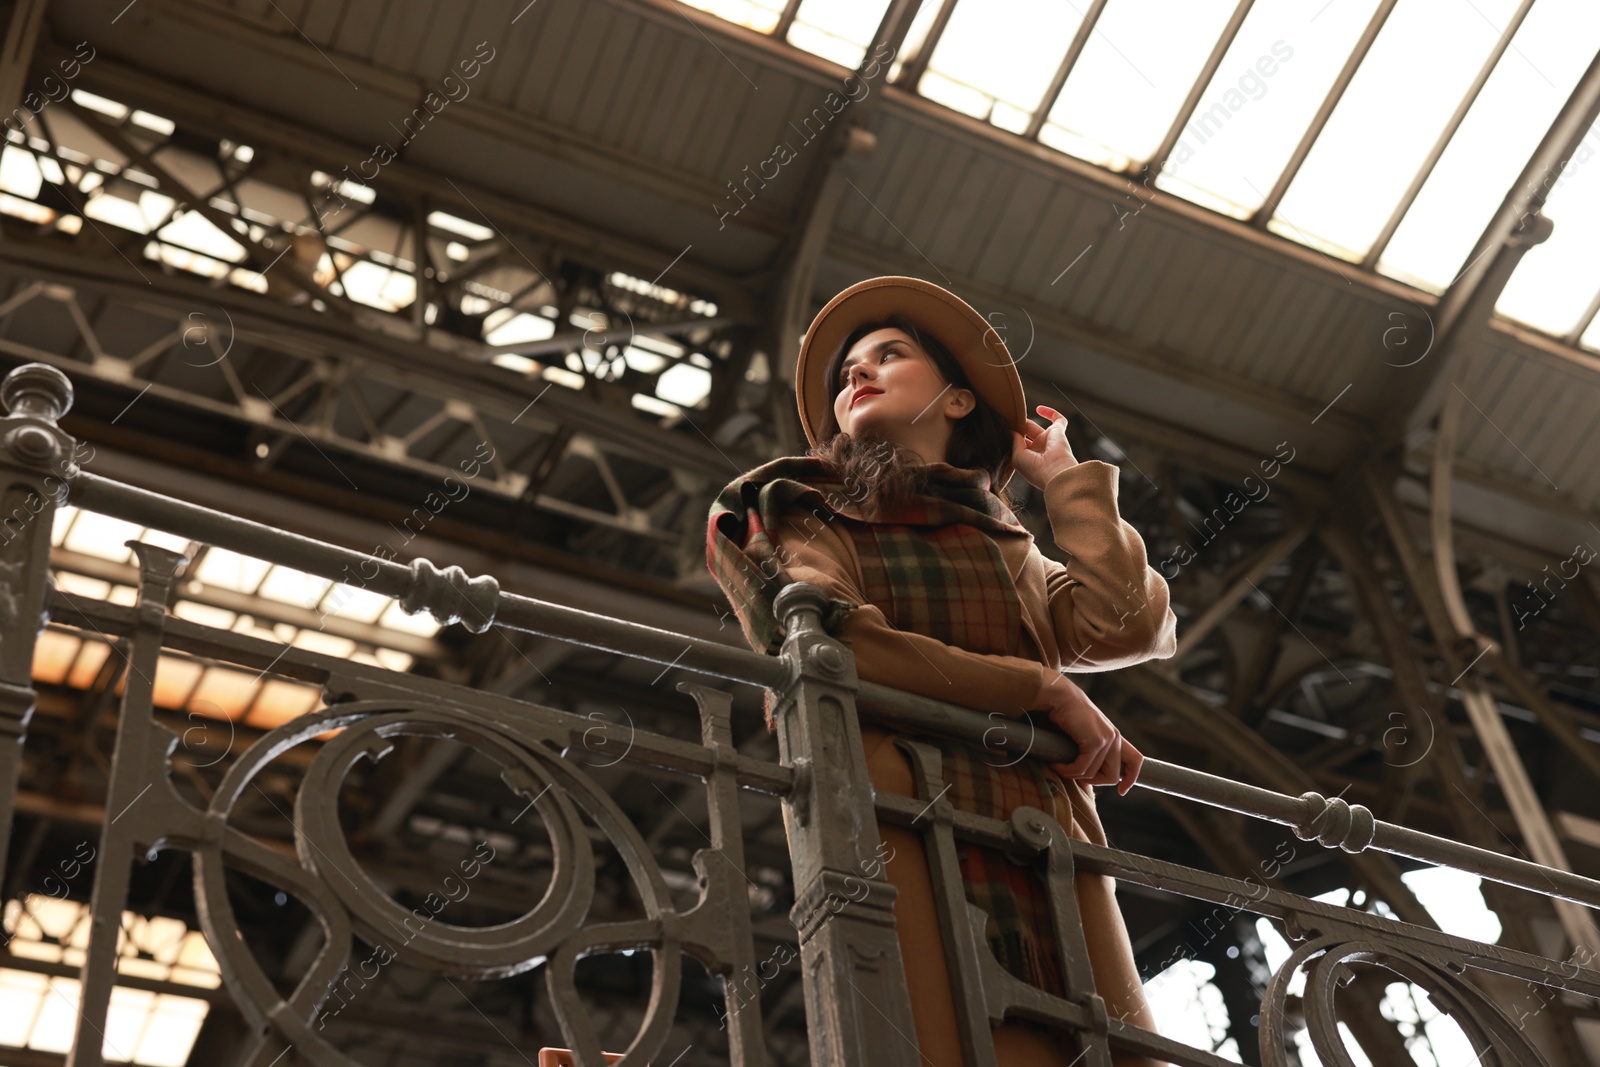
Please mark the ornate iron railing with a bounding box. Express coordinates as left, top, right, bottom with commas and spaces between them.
2, 359, 1598, 1066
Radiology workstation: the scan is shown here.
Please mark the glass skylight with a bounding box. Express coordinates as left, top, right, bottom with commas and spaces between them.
1494, 111, 1600, 336
485, 308, 557, 347
1041, 0, 1238, 167
0, 145, 42, 199
1271, 0, 1526, 264
677, 0, 786, 34
41, 507, 437, 728
1, 896, 217, 1065
1380, 0, 1600, 291
1152, 0, 1384, 219
786, 0, 891, 70
917, 0, 1089, 132
657, 360, 713, 406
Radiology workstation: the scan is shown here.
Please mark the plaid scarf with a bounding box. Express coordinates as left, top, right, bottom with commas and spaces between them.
706, 454, 1078, 997
706, 455, 1031, 657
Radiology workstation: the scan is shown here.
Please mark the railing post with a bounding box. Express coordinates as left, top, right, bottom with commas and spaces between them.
0, 363, 77, 891
771, 581, 921, 1066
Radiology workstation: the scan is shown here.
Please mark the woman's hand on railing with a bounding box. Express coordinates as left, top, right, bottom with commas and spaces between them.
1030, 664, 1144, 796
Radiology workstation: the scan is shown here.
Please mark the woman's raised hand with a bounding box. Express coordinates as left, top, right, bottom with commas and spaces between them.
1010, 404, 1080, 492
1028, 663, 1143, 795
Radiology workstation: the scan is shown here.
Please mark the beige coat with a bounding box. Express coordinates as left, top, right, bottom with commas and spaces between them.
766, 458, 1178, 1067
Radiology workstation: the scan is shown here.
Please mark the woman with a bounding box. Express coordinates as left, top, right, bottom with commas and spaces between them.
706, 276, 1177, 1066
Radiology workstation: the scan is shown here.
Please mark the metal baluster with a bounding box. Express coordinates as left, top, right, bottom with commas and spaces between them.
680, 680, 769, 1066
0, 364, 76, 901
68, 542, 189, 1067
897, 739, 999, 1067
771, 581, 921, 1066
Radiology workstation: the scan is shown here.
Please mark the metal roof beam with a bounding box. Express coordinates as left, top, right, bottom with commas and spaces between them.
1396, 41, 1600, 435
38, 38, 766, 324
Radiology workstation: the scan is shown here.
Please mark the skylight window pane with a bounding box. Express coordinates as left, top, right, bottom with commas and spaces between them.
187, 667, 259, 719
54, 572, 112, 600
426, 210, 492, 242
1380, 0, 1600, 291
1140, 958, 1238, 1060
1400, 867, 1501, 943
171, 601, 236, 630
156, 211, 246, 263
338, 260, 417, 314
104, 986, 155, 1062
1154, 0, 1384, 218
786, 0, 890, 70
374, 648, 415, 673
887, 1, 942, 83
246, 680, 321, 730
52, 505, 78, 545
193, 549, 269, 594
1496, 115, 1600, 335
1, 145, 43, 199
658, 362, 712, 406
321, 583, 391, 624
174, 933, 221, 983
677, 0, 785, 34
30, 978, 82, 1053
63, 511, 142, 563
1272, 0, 1526, 263
135, 529, 190, 555
0, 969, 45, 1044
132, 995, 208, 1067
379, 600, 444, 636
33, 631, 78, 685
1040, 0, 1237, 166
919, 0, 1090, 131
291, 629, 356, 658
152, 656, 203, 709
484, 309, 556, 346
256, 565, 331, 610
66, 640, 112, 689
0, 897, 213, 1064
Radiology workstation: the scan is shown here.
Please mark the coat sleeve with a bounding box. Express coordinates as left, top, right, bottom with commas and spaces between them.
1039, 459, 1178, 670
768, 511, 1045, 718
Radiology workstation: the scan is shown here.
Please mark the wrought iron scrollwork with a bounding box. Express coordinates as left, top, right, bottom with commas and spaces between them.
192, 701, 713, 1067
1260, 933, 1554, 1067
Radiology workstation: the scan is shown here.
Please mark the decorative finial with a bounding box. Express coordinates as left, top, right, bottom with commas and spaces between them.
1, 363, 74, 423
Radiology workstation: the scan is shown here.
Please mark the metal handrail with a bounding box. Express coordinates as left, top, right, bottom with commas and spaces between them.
64, 468, 1600, 918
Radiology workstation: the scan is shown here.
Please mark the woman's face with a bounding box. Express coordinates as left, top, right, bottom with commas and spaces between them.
830, 328, 974, 463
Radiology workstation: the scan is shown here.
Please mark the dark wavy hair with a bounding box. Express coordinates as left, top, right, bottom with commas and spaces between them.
808, 313, 1018, 518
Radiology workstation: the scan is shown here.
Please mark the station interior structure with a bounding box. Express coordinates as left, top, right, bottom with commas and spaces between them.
4, 0, 1600, 1064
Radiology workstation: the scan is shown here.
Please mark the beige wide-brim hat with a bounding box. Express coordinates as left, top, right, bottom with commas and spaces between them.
794, 275, 1028, 490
